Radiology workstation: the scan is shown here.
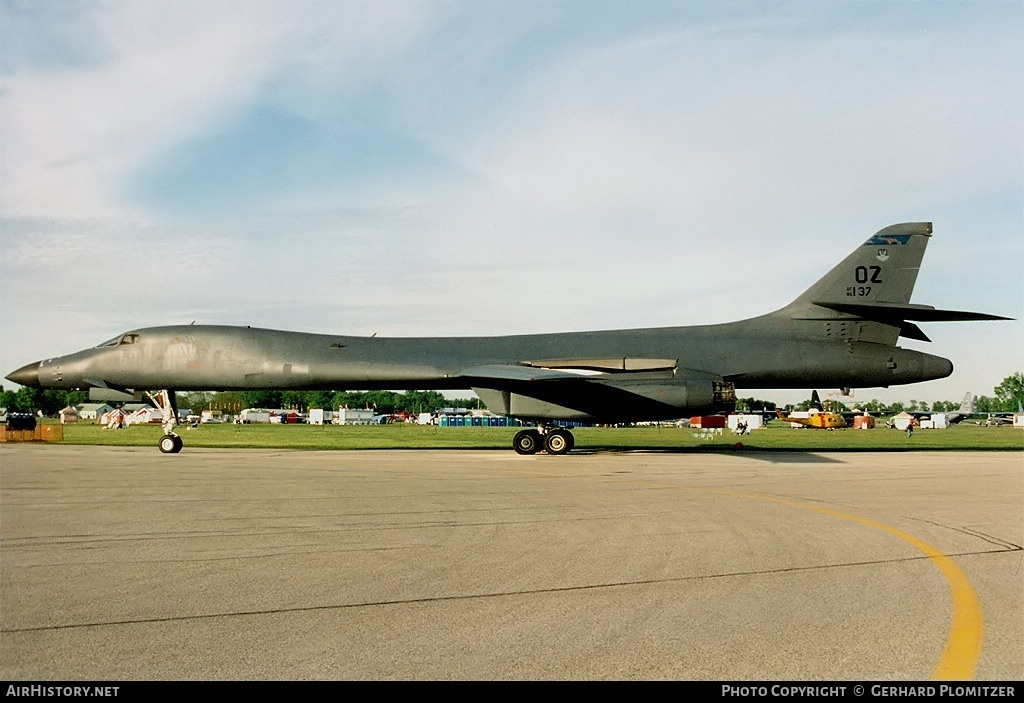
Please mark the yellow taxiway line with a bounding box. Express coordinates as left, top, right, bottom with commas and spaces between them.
699, 488, 984, 680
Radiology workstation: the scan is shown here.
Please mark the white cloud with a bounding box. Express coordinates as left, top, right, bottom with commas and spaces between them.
1, 1, 449, 218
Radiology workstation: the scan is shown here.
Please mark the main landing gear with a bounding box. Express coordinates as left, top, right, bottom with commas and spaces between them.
512, 426, 575, 455
148, 389, 182, 453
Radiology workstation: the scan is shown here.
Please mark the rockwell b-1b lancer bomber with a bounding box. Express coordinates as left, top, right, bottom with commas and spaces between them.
6, 223, 1010, 454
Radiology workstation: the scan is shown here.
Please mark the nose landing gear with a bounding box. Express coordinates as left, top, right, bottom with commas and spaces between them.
148, 389, 183, 453
158, 432, 183, 454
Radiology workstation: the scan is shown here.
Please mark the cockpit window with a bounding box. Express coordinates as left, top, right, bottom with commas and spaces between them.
96, 333, 140, 348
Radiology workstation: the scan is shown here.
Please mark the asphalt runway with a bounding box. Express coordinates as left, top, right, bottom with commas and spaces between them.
1, 445, 1020, 680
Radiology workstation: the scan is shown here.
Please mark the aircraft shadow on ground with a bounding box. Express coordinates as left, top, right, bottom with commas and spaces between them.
568, 447, 844, 463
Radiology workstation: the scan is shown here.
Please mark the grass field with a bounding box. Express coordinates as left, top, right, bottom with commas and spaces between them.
48, 420, 1024, 452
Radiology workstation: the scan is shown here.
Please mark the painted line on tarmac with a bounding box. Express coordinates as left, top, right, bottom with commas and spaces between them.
386, 452, 984, 679
695, 487, 984, 681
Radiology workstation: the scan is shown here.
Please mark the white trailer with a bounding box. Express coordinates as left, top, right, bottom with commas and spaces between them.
308, 408, 334, 425
239, 408, 271, 424
727, 413, 763, 432
336, 408, 375, 425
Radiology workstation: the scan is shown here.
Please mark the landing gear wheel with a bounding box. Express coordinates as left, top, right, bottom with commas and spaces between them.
513, 429, 542, 455
159, 434, 183, 454
149, 390, 182, 453
544, 428, 573, 455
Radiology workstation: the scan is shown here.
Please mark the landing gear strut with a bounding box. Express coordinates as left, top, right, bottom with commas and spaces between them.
512, 426, 575, 455
148, 389, 182, 453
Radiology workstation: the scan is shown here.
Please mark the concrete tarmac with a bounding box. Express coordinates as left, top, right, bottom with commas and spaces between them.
1, 445, 1020, 680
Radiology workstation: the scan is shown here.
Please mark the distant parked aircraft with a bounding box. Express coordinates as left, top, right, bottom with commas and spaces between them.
905, 392, 977, 425
6, 223, 1010, 454
974, 403, 1021, 426
776, 391, 849, 429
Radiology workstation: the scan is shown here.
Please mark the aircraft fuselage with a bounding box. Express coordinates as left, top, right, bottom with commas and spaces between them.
16, 317, 952, 398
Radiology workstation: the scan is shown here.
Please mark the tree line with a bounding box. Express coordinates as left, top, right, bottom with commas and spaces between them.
175, 389, 479, 415
0, 387, 478, 417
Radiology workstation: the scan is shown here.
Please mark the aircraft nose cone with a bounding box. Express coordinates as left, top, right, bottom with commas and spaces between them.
5, 361, 41, 388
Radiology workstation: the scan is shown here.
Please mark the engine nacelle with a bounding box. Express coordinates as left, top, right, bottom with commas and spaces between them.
473, 377, 735, 423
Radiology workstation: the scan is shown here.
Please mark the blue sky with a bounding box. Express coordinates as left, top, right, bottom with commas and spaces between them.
1, 0, 1021, 404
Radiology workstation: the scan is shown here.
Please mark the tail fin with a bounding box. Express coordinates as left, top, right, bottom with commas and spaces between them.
793, 222, 932, 308
809, 390, 823, 411
959, 392, 975, 414
783, 223, 1011, 344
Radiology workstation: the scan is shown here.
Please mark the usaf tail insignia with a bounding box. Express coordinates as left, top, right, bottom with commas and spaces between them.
865, 234, 912, 246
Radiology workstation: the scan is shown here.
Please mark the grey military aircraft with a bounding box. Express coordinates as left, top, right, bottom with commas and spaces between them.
904, 391, 977, 425
6, 222, 1010, 454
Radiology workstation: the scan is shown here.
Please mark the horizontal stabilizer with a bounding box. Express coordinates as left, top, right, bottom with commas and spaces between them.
812, 301, 1012, 322
896, 321, 932, 343
775, 223, 1011, 346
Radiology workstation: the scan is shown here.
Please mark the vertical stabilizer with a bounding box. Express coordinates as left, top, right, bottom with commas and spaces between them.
960, 392, 976, 414
776, 222, 936, 346
778, 222, 1008, 344
792, 222, 932, 308
810, 390, 823, 410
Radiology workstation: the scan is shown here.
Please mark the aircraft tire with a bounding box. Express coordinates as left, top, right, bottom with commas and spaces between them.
513, 429, 542, 455
544, 429, 573, 455
159, 434, 183, 454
